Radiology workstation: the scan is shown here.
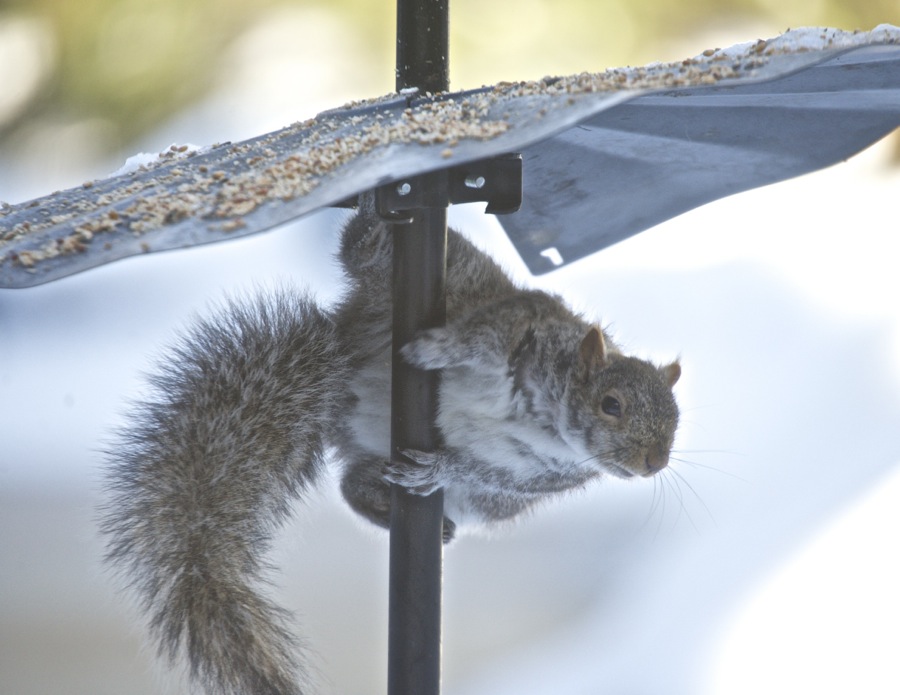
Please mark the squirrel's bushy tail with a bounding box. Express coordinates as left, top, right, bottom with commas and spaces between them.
101, 289, 347, 695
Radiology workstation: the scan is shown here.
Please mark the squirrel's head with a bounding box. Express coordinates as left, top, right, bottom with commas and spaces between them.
575, 326, 680, 478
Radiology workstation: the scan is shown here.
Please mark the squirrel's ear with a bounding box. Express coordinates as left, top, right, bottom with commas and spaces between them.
661, 361, 681, 388
579, 326, 609, 370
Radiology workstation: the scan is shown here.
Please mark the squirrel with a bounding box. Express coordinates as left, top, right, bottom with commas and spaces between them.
101, 208, 681, 695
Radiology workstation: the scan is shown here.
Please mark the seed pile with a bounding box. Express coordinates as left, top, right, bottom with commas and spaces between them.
0, 96, 514, 272
1, 25, 897, 278
493, 26, 899, 98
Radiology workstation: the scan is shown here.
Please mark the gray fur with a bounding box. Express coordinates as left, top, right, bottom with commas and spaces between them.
102, 292, 349, 695
102, 211, 680, 695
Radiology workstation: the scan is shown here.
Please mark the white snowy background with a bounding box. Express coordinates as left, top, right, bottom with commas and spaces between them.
1, 8, 899, 695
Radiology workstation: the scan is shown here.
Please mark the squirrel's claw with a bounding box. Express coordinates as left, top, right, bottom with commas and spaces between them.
384, 449, 444, 496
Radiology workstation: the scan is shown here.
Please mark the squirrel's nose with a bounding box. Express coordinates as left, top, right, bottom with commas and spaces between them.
641, 450, 670, 477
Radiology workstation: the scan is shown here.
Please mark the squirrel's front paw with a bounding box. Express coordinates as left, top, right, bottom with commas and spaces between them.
384, 449, 443, 496
400, 330, 455, 370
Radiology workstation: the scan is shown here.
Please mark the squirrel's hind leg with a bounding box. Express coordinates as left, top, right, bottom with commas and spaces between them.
340, 456, 393, 530
340, 457, 456, 542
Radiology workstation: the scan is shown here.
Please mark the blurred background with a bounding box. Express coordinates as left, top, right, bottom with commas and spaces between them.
1, 1, 899, 694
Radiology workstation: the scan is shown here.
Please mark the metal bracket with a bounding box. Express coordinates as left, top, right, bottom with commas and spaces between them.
375, 169, 450, 222
377, 153, 522, 219
448, 153, 523, 215
330, 153, 523, 220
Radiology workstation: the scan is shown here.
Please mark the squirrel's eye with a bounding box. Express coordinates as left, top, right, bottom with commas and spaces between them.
600, 395, 621, 418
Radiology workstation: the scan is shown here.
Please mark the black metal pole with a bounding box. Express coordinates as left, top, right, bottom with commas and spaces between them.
388, 3, 449, 695
396, 0, 449, 93
389, 204, 447, 695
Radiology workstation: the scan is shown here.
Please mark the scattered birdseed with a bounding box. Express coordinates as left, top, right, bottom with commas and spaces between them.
0, 25, 896, 286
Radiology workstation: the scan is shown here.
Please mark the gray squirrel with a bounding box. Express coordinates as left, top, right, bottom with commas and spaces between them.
101, 210, 681, 695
